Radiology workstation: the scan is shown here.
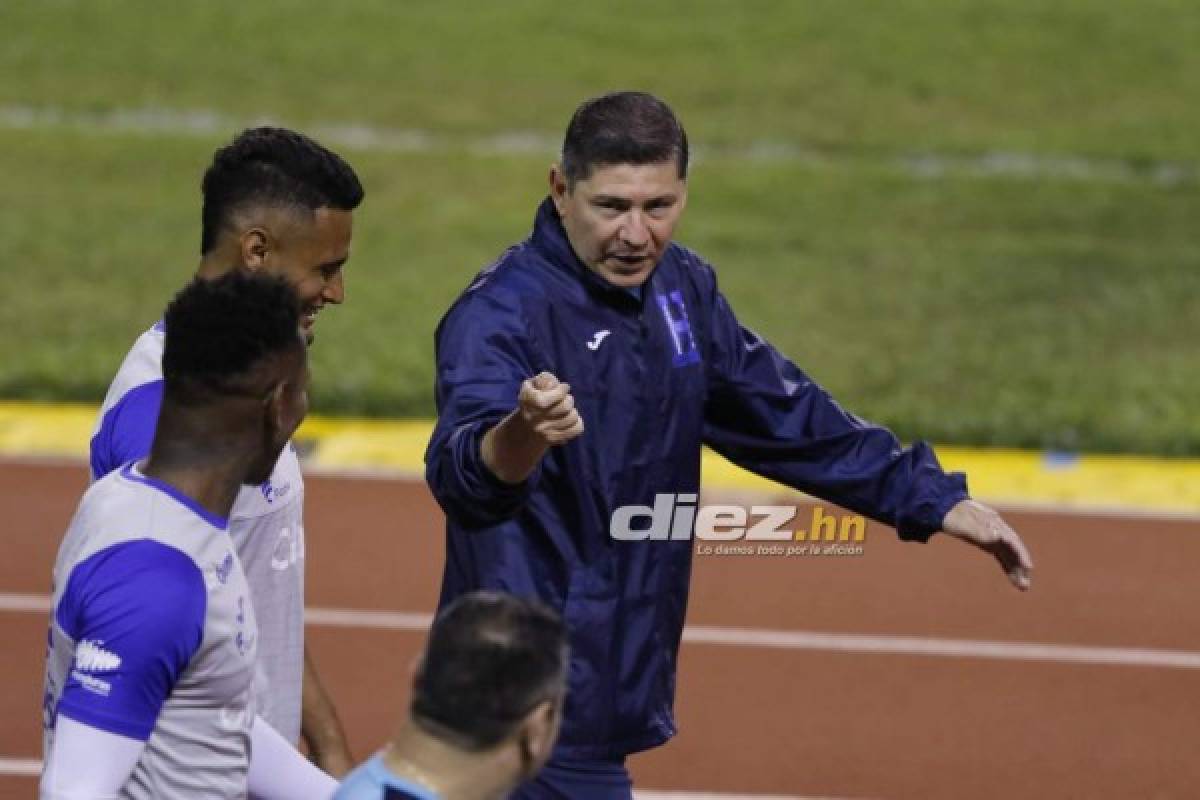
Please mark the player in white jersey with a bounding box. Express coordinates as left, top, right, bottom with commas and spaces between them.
43, 272, 337, 799
335, 592, 568, 800
89, 127, 363, 773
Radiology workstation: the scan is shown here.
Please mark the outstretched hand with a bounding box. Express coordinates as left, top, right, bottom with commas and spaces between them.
941, 499, 1034, 591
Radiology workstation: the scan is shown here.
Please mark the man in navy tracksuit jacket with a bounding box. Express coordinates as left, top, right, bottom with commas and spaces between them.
425, 92, 1034, 799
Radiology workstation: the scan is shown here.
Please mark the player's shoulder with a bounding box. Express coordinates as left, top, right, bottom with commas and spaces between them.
76, 466, 224, 555
112, 322, 166, 386
74, 466, 153, 537
54, 531, 209, 647
58, 471, 210, 610
95, 322, 166, 418
441, 244, 545, 329
461, 242, 549, 301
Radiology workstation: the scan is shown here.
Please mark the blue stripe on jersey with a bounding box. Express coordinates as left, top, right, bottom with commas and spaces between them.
54, 539, 207, 741
90, 379, 164, 480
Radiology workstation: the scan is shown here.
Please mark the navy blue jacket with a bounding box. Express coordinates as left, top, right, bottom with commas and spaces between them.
425, 198, 968, 759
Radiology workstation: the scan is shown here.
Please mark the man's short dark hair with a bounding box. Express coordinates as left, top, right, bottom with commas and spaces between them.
162, 271, 302, 401
561, 91, 688, 187
411, 592, 568, 751
200, 126, 364, 254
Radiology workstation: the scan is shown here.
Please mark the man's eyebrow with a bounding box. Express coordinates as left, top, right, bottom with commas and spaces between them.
315, 256, 348, 271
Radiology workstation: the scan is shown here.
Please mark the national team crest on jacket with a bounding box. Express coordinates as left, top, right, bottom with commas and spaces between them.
655, 290, 701, 367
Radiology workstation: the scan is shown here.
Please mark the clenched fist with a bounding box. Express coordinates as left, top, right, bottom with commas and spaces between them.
517, 372, 585, 445
481, 371, 586, 485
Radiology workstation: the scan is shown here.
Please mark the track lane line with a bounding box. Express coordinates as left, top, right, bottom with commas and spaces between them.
5, 593, 1199, 670
0, 758, 40, 777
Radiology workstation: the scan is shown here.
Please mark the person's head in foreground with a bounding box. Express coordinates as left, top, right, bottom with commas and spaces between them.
157, 270, 309, 486
336, 591, 569, 800
549, 90, 689, 289
199, 125, 364, 342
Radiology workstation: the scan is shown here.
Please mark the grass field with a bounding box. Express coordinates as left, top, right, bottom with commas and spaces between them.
2, 1, 1198, 454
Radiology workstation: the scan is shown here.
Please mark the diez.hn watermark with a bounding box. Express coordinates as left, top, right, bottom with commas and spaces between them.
610, 494, 867, 557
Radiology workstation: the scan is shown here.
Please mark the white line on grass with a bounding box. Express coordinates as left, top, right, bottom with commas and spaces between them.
4, 592, 1198, 670
1, 104, 1194, 186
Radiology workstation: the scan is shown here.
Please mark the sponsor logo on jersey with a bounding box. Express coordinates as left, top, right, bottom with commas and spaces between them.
71, 639, 121, 697
74, 639, 121, 672
260, 478, 293, 504
215, 552, 235, 585
587, 330, 612, 350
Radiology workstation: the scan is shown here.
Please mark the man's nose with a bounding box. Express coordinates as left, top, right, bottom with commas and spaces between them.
619, 211, 650, 248
323, 271, 345, 304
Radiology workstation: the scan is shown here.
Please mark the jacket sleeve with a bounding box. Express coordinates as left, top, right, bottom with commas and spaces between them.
701, 287, 967, 542
424, 288, 543, 527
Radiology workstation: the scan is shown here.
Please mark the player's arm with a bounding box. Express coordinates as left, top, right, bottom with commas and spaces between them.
248, 715, 339, 799
40, 716, 144, 800
300, 645, 353, 777
43, 541, 206, 796
425, 290, 569, 525
700, 286, 1032, 589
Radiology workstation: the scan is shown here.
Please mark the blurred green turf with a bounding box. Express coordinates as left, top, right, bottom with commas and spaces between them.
4, 0, 1200, 160
2, 2, 1197, 454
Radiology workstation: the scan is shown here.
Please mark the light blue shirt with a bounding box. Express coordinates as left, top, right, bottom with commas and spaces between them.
335, 754, 441, 799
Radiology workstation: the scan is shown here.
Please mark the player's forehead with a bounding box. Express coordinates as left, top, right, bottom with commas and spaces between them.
288, 206, 353, 258
575, 162, 684, 202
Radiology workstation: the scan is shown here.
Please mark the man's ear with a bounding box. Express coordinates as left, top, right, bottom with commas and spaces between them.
548, 164, 570, 216
515, 699, 559, 779
409, 654, 424, 684
240, 227, 271, 270
262, 378, 287, 438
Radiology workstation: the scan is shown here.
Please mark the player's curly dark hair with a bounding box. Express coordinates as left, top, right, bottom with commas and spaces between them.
561, 91, 689, 187
411, 591, 569, 751
200, 126, 364, 254
162, 271, 302, 400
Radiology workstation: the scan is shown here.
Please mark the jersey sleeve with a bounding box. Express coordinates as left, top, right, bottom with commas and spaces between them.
53, 539, 207, 741
89, 380, 164, 480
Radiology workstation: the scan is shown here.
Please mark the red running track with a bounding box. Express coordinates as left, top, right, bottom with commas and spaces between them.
1, 460, 1198, 798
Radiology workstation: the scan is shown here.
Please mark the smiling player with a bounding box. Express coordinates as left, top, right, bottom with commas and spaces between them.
88, 127, 363, 773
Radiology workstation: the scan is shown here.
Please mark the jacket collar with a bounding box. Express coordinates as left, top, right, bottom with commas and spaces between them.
530, 197, 648, 309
